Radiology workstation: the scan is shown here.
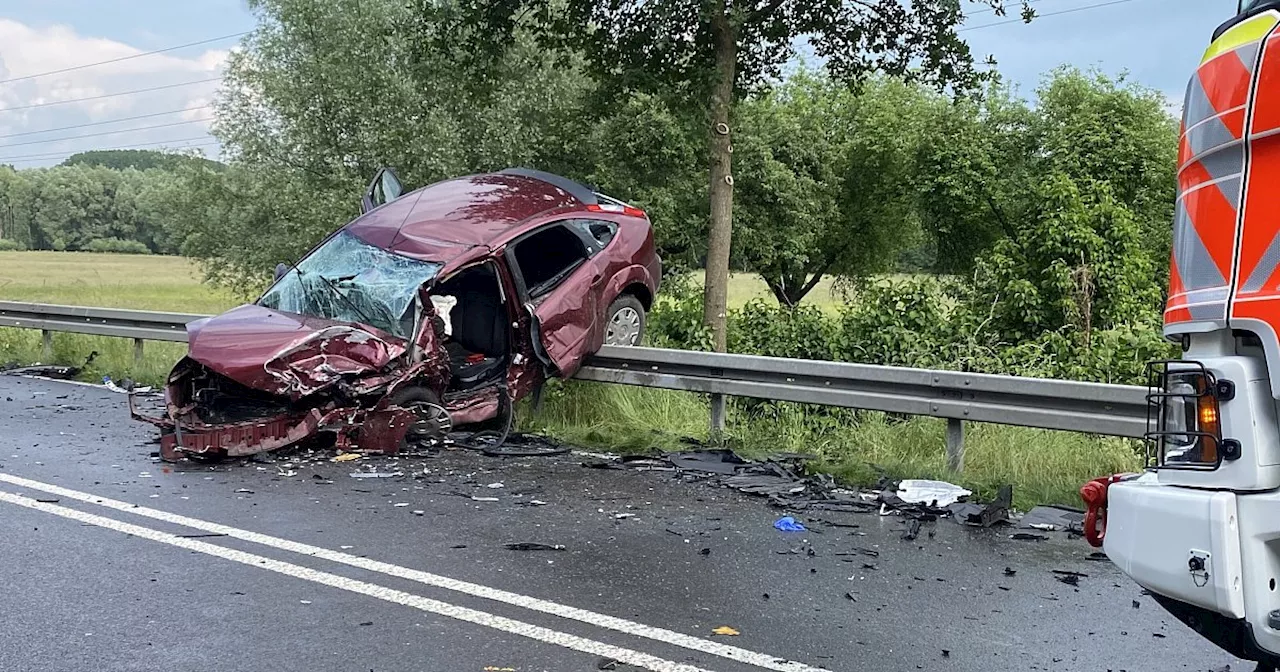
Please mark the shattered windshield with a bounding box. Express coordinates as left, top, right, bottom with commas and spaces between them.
259, 231, 442, 339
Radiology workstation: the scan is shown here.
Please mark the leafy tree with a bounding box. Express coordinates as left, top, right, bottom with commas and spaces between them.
216, 0, 596, 204
434, 0, 1032, 350
1033, 67, 1178, 272
912, 80, 1037, 273
967, 173, 1161, 345
733, 72, 933, 305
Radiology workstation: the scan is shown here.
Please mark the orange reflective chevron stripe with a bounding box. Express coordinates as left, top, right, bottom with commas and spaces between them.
1168, 12, 1279, 336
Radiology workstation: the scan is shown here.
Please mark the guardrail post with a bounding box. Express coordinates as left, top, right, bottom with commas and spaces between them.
946, 418, 965, 473
709, 393, 726, 438
133, 338, 145, 366
41, 329, 52, 361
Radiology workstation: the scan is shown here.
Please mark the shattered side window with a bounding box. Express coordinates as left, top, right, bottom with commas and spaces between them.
259, 231, 442, 339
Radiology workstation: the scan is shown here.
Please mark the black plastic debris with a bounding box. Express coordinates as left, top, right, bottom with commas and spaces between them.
669, 449, 748, 475
1056, 574, 1080, 586
902, 519, 922, 541
959, 485, 1012, 527
483, 434, 570, 457
835, 548, 880, 558
1020, 505, 1086, 533
1132, 600, 1141, 609
504, 542, 565, 551
2, 364, 80, 379
1086, 551, 1108, 561
844, 592, 857, 601
1010, 533, 1047, 541
1003, 567, 1017, 577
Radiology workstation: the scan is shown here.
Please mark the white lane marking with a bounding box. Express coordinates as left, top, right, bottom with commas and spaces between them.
0, 472, 826, 672
0, 489, 714, 672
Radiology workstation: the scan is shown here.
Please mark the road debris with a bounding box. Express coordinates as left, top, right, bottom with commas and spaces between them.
711, 626, 740, 636
901, 519, 923, 541
349, 471, 403, 478
1003, 567, 1017, 577
332, 453, 362, 462
897, 479, 972, 507
1020, 505, 1085, 533
774, 516, 807, 532
504, 542, 565, 551
1010, 533, 1048, 541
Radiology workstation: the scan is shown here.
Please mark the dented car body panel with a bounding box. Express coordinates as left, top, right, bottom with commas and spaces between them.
135, 169, 659, 461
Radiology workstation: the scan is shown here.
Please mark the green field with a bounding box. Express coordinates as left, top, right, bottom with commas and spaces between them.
0, 251, 1136, 508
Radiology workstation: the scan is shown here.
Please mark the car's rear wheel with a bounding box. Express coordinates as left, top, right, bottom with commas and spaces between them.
604, 294, 646, 346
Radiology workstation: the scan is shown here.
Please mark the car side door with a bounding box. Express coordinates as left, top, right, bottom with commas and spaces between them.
503, 220, 603, 377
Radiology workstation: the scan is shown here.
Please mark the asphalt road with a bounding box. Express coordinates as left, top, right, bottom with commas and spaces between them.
0, 374, 1248, 672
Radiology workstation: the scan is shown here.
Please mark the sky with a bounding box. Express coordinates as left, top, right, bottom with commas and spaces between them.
0, 0, 1246, 168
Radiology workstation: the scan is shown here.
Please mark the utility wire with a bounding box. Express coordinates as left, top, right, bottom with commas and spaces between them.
0, 135, 217, 162
0, 118, 213, 149
0, 77, 222, 113
0, 105, 213, 140
960, 0, 1139, 31
2, 141, 219, 165
0, 31, 248, 85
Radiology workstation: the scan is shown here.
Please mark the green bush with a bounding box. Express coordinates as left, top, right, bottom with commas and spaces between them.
84, 238, 152, 254
0, 238, 24, 251
643, 273, 1169, 386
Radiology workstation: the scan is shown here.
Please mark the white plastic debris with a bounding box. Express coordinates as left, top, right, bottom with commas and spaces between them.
486, 482, 505, 489
896, 479, 972, 507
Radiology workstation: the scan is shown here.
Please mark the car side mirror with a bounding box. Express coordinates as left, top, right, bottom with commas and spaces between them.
274, 263, 289, 282
361, 167, 404, 214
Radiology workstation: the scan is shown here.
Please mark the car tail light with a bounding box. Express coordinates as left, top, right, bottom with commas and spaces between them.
587, 203, 646, 218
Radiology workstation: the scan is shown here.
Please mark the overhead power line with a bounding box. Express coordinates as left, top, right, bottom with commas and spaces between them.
0, 77, 223, 113
0, 135, 217, 162
0, 117, 213, 149
0, 31, 248, 85
2, 140, 219, 165
0, 105, 213, 140
960, 0, 1140, 31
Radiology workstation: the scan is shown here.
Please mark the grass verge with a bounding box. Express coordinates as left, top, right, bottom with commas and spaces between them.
523, 380, 1141, 510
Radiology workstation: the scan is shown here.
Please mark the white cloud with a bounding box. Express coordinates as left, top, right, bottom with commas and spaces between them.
0, 19, 228, 166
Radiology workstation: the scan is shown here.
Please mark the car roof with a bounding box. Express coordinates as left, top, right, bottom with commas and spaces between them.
345, 170, 589, 263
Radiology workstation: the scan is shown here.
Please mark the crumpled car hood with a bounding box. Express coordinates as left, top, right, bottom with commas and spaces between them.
186, 304, 407, 396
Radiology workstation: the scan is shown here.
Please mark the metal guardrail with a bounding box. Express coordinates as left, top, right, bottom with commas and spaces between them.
0, 300, 1150, 471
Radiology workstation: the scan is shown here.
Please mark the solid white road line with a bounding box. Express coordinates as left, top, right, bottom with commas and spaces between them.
0, 472, 827, 672
0, 489, 715, 672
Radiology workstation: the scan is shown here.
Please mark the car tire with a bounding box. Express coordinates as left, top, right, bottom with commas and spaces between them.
386, 386, 451, 447
604, 294, 646, 346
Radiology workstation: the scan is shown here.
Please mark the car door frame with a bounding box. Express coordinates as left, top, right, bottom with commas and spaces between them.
501, 219, 605, 377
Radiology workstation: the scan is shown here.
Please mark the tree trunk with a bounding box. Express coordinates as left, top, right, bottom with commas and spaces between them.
703, 3, 736, 352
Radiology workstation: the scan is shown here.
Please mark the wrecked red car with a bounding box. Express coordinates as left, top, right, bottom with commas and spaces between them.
134, 168, 660, 460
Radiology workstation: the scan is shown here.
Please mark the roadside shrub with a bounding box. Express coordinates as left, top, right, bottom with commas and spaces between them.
0, 238, 24, 251
84, 238, 152, 254
644, 272, 1165, 386
645, 272, 713, 351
